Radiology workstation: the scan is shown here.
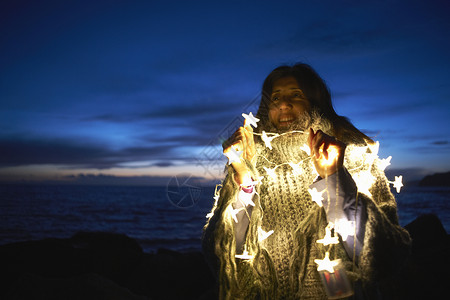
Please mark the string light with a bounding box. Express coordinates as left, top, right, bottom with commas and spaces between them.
242, 112, 260, 128
230, 206, 244, 223
352, 170, 375, 197
288, 162, 303, 176
300, 144, 311, 155
317, 144, 339, 168
317, 223, 339, 246
261, 131, 275, 150
308, 187, 324, 207
391, 175, 403, 193
238, 189, 255, 207
263, 166, 277, 179
223, 147, 243, 164
208, 111, 404, 280
314, 252, 341, 273
258, 227, 274, 241
379, 156, 392, 171
241, 178, 260, 188
334, 219, 355, 241
235, 248, 254, 260
368, 141, 380, 156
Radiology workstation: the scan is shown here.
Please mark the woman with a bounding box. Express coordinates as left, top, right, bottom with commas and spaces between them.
202, 63, 411, 299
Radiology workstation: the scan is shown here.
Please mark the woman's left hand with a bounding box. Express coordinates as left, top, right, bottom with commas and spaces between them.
308, 128, 346, 178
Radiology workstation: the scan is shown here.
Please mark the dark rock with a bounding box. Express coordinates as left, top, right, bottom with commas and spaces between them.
4, 273, 148, 300
0, 232, 216, 300
403, 214, 450, 299
419, 171, 450, 186
126, 248, 216, 300
2, 220, 449, 299
405, 213, 448, 249
70, 231, 144, 285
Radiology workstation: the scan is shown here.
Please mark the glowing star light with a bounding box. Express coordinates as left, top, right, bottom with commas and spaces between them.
352, 170, 375, 197
235, 248, 253, 260
242, 112, 260, 128
241, 177, 260, 188
261, 131, 275, 150
314, 252, 341, 273
392, 175, 403, 193
300, 144, 311, 156
317, 223, 339, 246
288, 162, 302, 176
263, 166, 277, 179
308, 187, 324, 207
335, 219, 355, 241
258, 227, 274, 241
238, 189, 255, 207
319, 145, 339, 167
213, 194, 219, 203
224, 147, 243, 165
230, 207, 244, 223
368, 141, 380, 156
379, 156, 392, 171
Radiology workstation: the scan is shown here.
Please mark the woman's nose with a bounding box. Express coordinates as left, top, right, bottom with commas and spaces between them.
278, 97, 292, 110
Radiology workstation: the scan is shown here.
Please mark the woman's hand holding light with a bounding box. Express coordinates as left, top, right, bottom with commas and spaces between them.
308, 128, 346, 178
222, 120, 256, 186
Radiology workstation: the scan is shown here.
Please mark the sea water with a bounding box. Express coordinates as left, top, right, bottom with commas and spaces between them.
0, 184, 448, 253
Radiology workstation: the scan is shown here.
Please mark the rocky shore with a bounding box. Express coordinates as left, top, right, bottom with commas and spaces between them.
1, 214, 448, 299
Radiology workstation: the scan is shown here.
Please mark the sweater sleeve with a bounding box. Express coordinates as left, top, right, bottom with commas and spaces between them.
357, 162, 412, 282
202, 160, 258, 275
309, 167, 366, 260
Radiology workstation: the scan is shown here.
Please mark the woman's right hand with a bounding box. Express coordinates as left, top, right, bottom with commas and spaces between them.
222, 120, 256, 186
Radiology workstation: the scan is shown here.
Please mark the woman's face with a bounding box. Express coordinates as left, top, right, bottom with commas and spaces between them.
268, 76, 311, 129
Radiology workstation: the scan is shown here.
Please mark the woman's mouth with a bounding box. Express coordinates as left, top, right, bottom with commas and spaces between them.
278, 116, 295, 127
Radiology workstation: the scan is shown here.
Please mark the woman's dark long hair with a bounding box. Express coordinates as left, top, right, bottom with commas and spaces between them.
256, 63, 373, 144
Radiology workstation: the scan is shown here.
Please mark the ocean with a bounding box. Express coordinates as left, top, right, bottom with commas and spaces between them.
0, 184, 449, 253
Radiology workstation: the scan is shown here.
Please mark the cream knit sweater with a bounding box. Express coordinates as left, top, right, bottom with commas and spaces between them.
202, 117, 411, 299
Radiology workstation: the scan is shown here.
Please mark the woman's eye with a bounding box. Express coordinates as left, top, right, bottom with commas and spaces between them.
271, 96, 279, 102
292, 93, 306, 101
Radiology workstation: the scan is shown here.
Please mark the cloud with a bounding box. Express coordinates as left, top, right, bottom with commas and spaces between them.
431, 140, 448, 145
0, 173, 216, 186
354, 100, 429, 119
0, 137, 177, 169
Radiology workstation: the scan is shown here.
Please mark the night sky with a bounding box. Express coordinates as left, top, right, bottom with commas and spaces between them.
1, 0, 449, 185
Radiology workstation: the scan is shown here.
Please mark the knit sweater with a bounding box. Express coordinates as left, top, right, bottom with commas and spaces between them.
202, 116, 411, 299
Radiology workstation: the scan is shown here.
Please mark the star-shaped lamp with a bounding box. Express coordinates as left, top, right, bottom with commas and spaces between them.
258, 227, 274, 241
230, 206, 244, 223
288, 162, 302, 176
261, 131, 275, 150
335, 219, 355, 241
314, 252, 341, 273
223, 147, 243, 165
317, 223, 339, 246
235, 248, 253, 260
379, 156, 392, 171
308, 187, 324, 207
300, 144, 311, 156
392, 175, 403, 193
242, 112, 260, 128
238, 189, 255, 207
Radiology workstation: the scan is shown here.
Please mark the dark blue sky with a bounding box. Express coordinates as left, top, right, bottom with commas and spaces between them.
1, 0, 449, 184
